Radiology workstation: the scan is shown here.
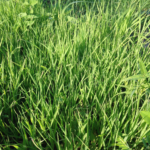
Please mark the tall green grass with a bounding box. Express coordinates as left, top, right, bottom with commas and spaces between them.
0, 0, 150, 149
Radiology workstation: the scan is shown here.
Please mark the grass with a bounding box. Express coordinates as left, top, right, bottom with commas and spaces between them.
0, 0, 150, 149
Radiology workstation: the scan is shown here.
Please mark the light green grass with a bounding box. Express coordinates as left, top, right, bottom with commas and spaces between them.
0, 0, 150, 149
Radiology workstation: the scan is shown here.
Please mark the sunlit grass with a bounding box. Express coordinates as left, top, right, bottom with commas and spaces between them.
0, 0, 150, 149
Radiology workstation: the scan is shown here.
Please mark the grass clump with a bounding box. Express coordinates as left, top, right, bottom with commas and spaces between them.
0, 0, 150, 149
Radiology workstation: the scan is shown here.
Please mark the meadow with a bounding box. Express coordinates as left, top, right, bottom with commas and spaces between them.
0, 0, 150, 149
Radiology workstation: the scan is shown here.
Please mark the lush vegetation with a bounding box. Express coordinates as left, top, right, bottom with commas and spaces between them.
0, 0, 150, 149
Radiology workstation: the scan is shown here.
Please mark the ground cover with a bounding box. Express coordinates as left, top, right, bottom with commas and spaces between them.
0, 0, 150, 149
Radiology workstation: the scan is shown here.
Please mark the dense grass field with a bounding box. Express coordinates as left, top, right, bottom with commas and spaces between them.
0, 0, 150, 149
